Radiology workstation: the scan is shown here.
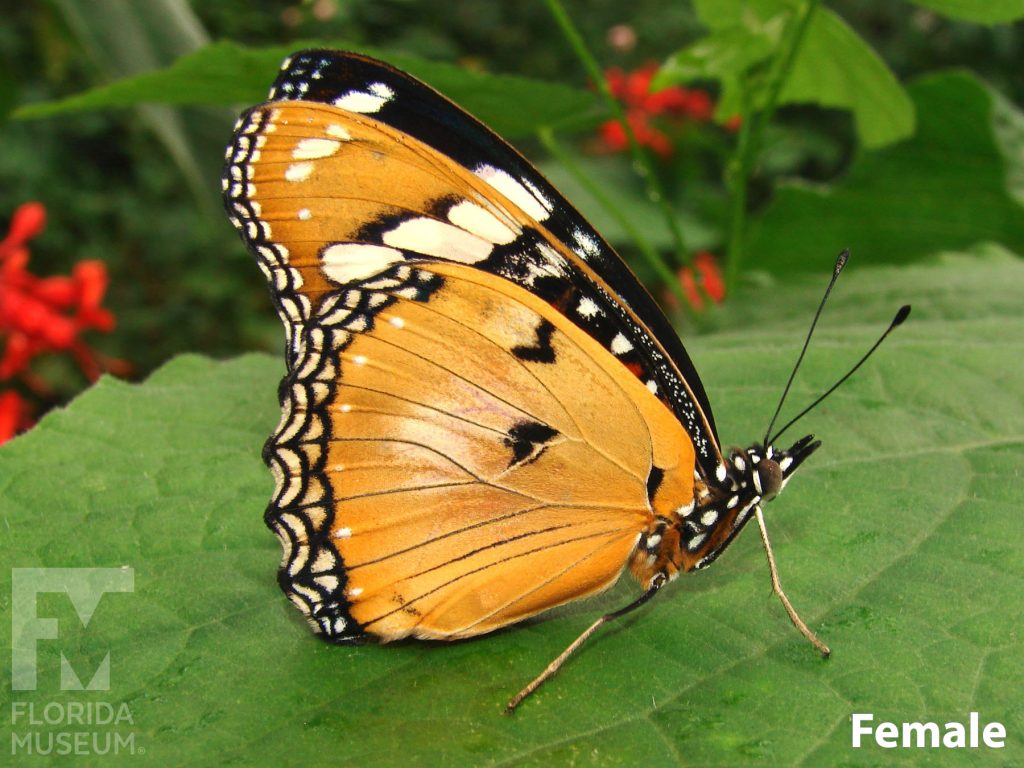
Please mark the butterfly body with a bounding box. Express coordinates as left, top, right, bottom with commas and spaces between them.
223, 51, 818, 646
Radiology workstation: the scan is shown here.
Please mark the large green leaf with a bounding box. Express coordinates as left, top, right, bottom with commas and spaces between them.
910, 0, 1024, 24
676, 0, 914, 148
746, 70, 1024, 273
13, 40, 603, 139
3, 252, 1022, 765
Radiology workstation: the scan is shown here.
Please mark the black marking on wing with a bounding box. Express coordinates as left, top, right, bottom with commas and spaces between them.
646, 466, 665, 505
503, 420, 559, 468
511, 320, 556, 364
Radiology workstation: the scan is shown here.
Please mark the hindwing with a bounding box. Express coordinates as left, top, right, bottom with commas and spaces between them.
266, 261, 695, 640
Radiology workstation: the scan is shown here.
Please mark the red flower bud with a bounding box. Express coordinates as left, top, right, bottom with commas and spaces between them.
1, 202, 47, 250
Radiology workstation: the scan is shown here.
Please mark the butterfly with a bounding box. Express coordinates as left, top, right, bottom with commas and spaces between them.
223, 50, 906, 710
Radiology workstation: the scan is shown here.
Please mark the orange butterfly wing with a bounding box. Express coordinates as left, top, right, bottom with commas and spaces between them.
273, 260, 694, 640
227, 77, 717, 643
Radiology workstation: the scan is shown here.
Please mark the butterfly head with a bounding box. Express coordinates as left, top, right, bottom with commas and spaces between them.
741, 433, 821, 503
673, 435, 820, 573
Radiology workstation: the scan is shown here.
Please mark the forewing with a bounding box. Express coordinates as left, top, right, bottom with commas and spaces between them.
224, 60, 724, 478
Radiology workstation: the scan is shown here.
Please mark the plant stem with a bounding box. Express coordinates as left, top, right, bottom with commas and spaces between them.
538, 128, 687, 307
725, 0, 820, 291
543, 0, 689, 269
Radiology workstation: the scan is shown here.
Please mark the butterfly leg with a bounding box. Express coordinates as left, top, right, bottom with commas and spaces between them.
505, 572, 668, 714
754, 506, 831, 657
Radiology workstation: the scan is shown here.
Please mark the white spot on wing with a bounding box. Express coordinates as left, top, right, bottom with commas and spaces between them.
577, 297, 600, 318
298, 208, 312, 220
572, 228, 600, 259
382, 217, 493, 264
321, 243, 404, 284
446, 201, 518, 244
333, 81, 394, 113
474, 164, 550, 221
325, 124, 352, 140
292, 138, 341, 160
285, 162, 314, 182
610, 333, 633, 355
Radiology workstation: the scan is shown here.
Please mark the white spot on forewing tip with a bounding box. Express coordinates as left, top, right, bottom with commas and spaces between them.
572, 228, 600, 258
446, 201, 518, 244
334, 527, 352, 539
333, 82, 394, 114
298, 208, 312, 220
474, 164, 551, 222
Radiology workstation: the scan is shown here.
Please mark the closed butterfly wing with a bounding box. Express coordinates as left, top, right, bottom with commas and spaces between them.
223, 51, 824, 651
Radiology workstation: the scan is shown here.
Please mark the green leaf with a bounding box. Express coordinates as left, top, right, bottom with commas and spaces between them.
910, 0, 1024, 24
537, 152, 719, 253
3, 252, 1022, 764
13, 40, 603, 138
746, 70, 1024, 273
682, 1, 913, 148
655, 18, 781, 92
781, 7, 914, 147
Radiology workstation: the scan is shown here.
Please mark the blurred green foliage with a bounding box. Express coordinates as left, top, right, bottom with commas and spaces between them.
1, 0, 1022, 398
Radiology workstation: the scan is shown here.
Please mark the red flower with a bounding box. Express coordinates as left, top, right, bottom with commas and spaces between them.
598, 64, 719, 156
0, 202, 125, 443
668, 251, 726, 311
0, 389, 31, 444
599, 110, 673, 157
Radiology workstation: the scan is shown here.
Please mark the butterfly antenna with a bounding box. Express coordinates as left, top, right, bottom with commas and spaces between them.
505, 574, 666, 714
763, 250, 849, 447
769, 304, 911, 445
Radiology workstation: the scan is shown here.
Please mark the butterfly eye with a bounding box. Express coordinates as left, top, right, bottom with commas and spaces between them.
754, 459, 784, 501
